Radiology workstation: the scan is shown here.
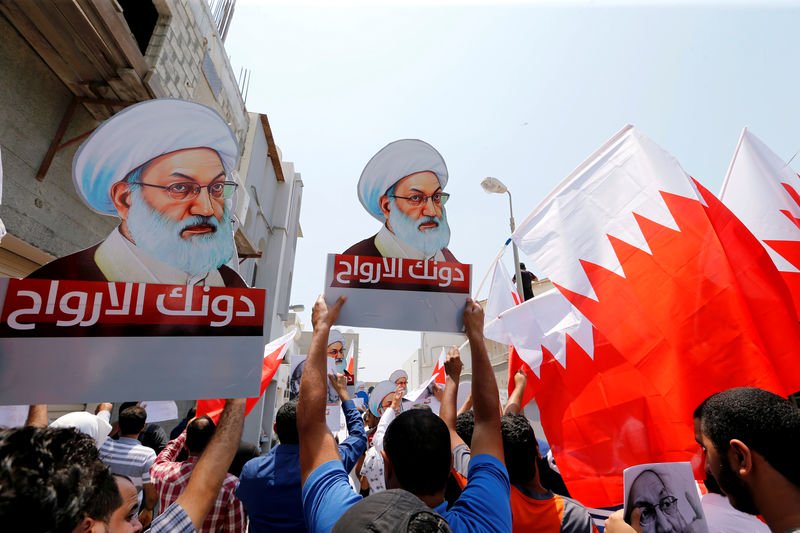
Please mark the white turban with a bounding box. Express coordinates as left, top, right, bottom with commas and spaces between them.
389, 369, 408, 384
369, 380, 397, 417
73, 99, 239, 216
327, 328, 346, 347
358, 139, 448, 222
50, 411, 112, 449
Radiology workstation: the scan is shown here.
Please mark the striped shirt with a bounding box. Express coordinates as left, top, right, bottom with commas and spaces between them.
150, 431, 245, 532
147, 502, 194, 532
99, 436, 156, 492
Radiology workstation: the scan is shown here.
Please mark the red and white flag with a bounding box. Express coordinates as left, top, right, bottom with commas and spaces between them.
345, 340, 355, 376
720, 128, 800, 316
483, 260, 541, 407
196, 329, 296, 423
432, 347, 446, 386
509, 125, 800, 507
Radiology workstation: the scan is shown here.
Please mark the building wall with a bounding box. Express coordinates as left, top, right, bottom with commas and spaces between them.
0, 15, 117, 261
147, 0, 248, 149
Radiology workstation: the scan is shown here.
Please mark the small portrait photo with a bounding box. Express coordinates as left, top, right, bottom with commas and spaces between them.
623, 462, 708, 533
288, 355, 339, 403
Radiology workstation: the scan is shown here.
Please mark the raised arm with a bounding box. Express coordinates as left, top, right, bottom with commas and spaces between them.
440, 345, 466, 451
503, 370, 527, 415
25, 405, 48, 427
464, 298, 504, 461
298, 295, 347, 483
330, 372, 367, 472
174, 398, 245, 530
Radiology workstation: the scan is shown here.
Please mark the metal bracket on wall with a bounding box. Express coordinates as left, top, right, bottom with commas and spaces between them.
35, 96, 138, 182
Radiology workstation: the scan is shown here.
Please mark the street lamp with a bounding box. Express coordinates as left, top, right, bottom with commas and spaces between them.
480, 177, 525, 299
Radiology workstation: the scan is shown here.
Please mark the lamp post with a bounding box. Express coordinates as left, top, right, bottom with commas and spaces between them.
480, 177, 525, 299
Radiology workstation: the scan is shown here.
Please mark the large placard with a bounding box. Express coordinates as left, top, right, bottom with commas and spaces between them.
0, 278, 266, 404
324, 254, 471, 332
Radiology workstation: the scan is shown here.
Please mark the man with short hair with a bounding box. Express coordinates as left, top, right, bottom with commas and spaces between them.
502, 414, 596, 533
298, 295, 511, 532
606, 387, 800, 533
511, 263, 537, 301
150, 415, 245, 532
344, 139, 459, 261
0, 426, 121, 532
99, 406, 157, 528
693, 387, 800, 533
236, 373, 367, 533
27, 99, 246, 287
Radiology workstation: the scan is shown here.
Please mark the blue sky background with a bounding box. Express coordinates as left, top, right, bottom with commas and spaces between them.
226, 1, 800, 381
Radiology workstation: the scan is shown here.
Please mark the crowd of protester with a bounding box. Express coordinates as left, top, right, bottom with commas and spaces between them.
0, 296, 798, 532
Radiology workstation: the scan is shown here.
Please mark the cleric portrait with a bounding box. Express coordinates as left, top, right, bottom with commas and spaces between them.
28, 99, 246, 287
343, 139, 459, 262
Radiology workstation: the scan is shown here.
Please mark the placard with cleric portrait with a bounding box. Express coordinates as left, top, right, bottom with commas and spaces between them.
326, 139, 472, 332
0, 99, 266, 404
623, 462, 708, 533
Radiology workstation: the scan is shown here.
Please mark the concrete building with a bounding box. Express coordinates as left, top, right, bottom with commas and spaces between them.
0, 1, 303, 439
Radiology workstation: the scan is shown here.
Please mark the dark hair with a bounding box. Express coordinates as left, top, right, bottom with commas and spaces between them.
186, 416, 216, 454
229, 441, 260, 477
119, 401, 139, 413
275, 401, 299, 445
455, 410, 474, 447
520, 263, 527, 270
694, 387, 800, 488
119, 406, 147, 435
501, 414, 538, 485
0, 427, 121, 531
411, 403, 432, 412
384, 410, 451, 496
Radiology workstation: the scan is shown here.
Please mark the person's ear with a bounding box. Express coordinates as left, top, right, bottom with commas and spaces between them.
75, 516, 98, 532
110, 181, 133, 220
379, 194, 392, 221
728, 439, 753, 476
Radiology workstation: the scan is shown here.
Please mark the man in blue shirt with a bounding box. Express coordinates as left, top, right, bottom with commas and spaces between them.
237, 374, 366, 532
298, 295, 512, 533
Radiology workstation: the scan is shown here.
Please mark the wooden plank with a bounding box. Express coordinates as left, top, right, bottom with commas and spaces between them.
259, 114, 286, 182
51, 0, 120, 79
16, 2, 103, 82
81, 0, 151, 77
0, 1, 87, 95
117, 68, 150, 100
107, 76, 140, 103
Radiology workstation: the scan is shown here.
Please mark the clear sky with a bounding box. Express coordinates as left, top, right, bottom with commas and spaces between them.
225, 0, 800, 382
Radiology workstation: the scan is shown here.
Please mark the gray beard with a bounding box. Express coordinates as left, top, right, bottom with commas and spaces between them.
126, 188, 235, 276
387, 199, 451, 256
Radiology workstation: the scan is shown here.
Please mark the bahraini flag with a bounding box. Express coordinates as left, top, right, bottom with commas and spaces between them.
197, 329, 296, 423
720, 128, 800, 316
509, 125, 800, 507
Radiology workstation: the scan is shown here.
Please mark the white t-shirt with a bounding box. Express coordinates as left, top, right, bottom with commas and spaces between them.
702, 493, 770, 533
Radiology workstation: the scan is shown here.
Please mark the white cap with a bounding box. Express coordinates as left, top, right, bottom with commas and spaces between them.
73, 98, 239, 216
357, 139, 448, 221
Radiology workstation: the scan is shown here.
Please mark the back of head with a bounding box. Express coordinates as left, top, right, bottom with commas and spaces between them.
501, 414, 538, 485
695, 387, 800, 488
119, 401, 138, 414
455, 410, 474, 447
119, 406, 147, 436
0, 426, 121, 531
275, 401, 299, 445
229, 441, 261, 477
384, 410, 451, 497
332, 489, 452, 533
186, 415, 216, 455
